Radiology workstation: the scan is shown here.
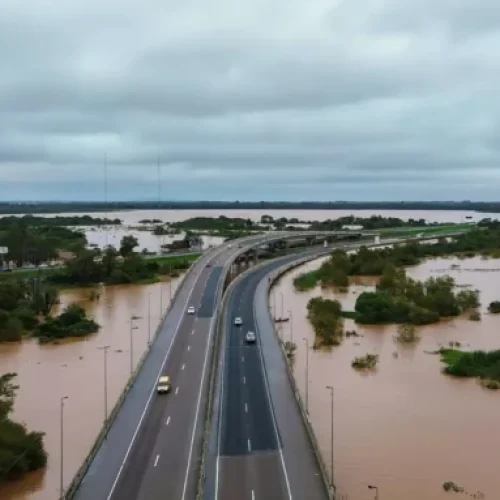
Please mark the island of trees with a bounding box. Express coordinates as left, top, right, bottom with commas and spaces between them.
0, 279, 99, 343
0, 373, 47, 480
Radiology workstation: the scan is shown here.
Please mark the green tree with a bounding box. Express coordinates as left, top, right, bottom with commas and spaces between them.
119, 235, 139, 257
102, 245, 119, 277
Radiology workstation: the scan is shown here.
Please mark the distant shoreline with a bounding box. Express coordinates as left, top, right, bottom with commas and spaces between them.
1, 201, 499, 214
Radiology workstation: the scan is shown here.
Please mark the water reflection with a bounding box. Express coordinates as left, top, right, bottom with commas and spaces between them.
0, 275, 183, 500
272, 256, 500, 500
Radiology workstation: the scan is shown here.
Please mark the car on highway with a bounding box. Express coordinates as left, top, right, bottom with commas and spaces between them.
157, 376, 171, 394
245, 331, 256, 343
234, 316, 243, 326
187, 306, 195, 315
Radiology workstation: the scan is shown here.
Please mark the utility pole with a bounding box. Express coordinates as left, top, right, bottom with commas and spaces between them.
326, 385, 335, 495
288, 310, 293, 344
104, 153, 108, 248
60, 396, 68, 500
97, 346, 110, 424
303, 337, 309, 413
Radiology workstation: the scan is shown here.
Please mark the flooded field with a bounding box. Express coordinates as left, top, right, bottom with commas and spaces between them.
272, 256, 500, 500
83, 225, 224, 252
0, 275, 183, 500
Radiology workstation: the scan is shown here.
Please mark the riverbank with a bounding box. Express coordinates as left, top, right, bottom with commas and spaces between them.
0, 276, 184, 500
271, 255, 500, 500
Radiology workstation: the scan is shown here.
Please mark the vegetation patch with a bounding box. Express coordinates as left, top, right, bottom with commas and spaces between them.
293, 271, 319, 291
394, 324, 420, 344
354, 266, 479, 325
0, 373, 47, 481
352, 353, 379, 370
306, 298, 344, 347
440, 348, 500, 387
488, 300, 500, 313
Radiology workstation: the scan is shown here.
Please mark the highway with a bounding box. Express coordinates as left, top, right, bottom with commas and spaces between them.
212, 252, 332, 500
72, 234, 287, 500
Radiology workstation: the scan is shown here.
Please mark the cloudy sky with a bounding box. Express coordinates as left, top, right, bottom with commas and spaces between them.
1, 0, 499, 201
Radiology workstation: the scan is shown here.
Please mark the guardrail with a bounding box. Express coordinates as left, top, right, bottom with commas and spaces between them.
265, 255, 336, 499
65, 252, 206, 499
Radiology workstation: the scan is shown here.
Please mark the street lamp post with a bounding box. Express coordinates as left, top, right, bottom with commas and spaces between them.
160, 283, 164, 316
97, 346, 110, 424
368, 485, 379, 500
168, 268, 172, 304
280, 292, 284, 321
288, 310, 293, 344
148, 292, 151, 345
326, 385, 335, 494
60, 396, 68, 499
303, 337, 309, 413
129, 317, 138, 375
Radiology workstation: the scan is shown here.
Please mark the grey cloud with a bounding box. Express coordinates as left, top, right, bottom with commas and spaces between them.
1, 0, 500, 201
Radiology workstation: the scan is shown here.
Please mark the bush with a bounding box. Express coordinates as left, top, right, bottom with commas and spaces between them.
306, 298, 344, 347
441, 349, 500, 385
352, 353, 379, 370
488, 301, 500, 314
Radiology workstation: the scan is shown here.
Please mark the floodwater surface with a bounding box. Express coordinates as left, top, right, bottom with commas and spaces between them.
0, 275, 183, 500
272, 256, 500, 500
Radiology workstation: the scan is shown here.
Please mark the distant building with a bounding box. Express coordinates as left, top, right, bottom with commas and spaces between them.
341, 225, 364, 231
57, 251, 76, 262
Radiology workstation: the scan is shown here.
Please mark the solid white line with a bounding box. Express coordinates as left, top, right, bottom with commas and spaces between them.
254, 285, 293, 499
180, 257, 227, 500
105, 253, 219, 500
245, 403, 248, 413
175, 387, 179, 395
154, 454, 160, 467
182, 364, 186, 371
166, 416, 171, 426
247, 439, 251, 452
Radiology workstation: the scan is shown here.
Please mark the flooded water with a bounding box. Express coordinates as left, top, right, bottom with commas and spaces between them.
272, 256, 500, 500
1, 208, 497, 226
0, 275, 183, 500
82, 225, 224, 252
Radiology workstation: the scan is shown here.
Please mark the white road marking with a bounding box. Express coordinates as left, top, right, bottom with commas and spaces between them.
182, 364, 186, 371
247, 439, 252, 452
243, 376, 246, 384
105, 251, 222, 500
191, 329, 195, 335
175, 387, 179, 395
154, 455, 160, 467
241, 356, 244, 362
245, 403, 248, 413
166, 416, 171, 426
251, 490, 255, 500
188, 345, 191, 351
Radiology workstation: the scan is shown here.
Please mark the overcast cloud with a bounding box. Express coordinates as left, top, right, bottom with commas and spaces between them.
1, 0, 500, 201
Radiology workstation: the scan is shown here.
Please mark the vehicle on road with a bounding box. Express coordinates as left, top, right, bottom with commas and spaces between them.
206, 263, 211, 268
227, 244, 232, 248
157, 376, 171, 394
245, 331, 256, 343
187, 306, 195, 315
234, 317, 243, 326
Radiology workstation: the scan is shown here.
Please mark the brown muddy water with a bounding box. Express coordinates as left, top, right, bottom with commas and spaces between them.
0, 275, 183, 500
272, 256, 500, 500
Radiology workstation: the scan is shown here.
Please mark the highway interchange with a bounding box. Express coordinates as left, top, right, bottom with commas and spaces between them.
73, 232, 440, 500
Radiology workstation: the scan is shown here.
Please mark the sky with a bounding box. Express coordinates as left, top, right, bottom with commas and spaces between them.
1, 0, 500, 202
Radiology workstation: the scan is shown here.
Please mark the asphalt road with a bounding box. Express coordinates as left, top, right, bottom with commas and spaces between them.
215, 252, 331, 500
73, 235, 285, 500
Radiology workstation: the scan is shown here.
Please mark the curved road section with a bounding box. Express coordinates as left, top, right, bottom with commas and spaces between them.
211, 251, 332, 500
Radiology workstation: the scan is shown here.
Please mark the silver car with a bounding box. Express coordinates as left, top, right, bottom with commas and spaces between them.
245, 331, 256, 343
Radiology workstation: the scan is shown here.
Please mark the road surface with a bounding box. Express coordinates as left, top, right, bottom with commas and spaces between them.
214, 252, 331, 500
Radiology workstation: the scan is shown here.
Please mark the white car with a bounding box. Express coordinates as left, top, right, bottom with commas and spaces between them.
234, 317, 243, 326
157, 376, 171, 394
187, 306, 195, 315
245, 331, 256, 343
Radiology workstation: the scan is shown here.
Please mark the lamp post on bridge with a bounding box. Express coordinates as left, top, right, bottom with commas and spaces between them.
326, 385, 335, 496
